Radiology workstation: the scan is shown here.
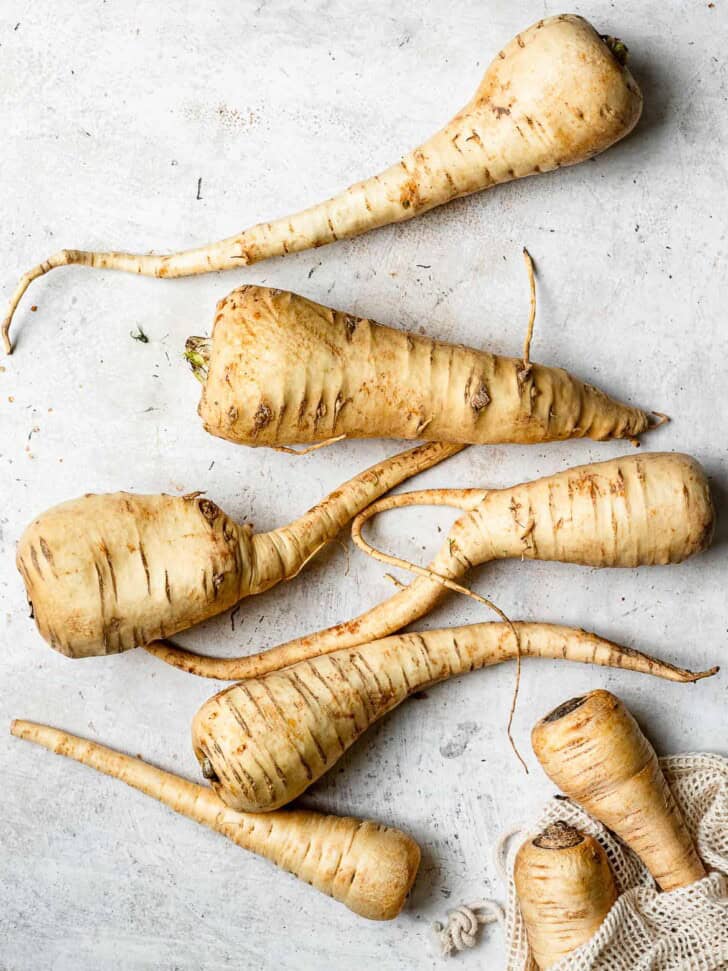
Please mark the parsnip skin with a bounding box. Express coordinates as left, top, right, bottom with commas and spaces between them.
3, 15, 641, 353
18, 492, 252, 657
16, 440, 459, 658
151, 451, 715, 679
190, 623, 715, 812
195, 285, 650, 448
532, 690, 706, 891
10, 720, 420, 920
514, 822, 617, 969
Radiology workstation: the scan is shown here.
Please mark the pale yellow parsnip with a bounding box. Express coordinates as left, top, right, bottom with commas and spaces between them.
188, 621, 715, 813
10, 720, 420, 920
514, 822, 617, 969
193, 285, 651, 448
17, 440, 460, 658
532, 690, 706, 891
149, 451, 715, 679
3, 15, 641, 352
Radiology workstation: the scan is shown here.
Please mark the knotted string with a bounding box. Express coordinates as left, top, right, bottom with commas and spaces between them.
433, 825, 525, 957
433, 900, 505, 956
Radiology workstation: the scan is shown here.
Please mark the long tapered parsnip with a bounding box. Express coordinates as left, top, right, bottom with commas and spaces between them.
17, 440, 459, 658
10, 720, 420, 920
2, 15, 642, 353
187, 284, 654, 448
148, 451, 715, 678
189, 622, 715, 813
514, 821, 617, 969
532, 690, 706, 891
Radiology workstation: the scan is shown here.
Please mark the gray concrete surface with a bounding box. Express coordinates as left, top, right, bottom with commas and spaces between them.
1, 2, 726, 968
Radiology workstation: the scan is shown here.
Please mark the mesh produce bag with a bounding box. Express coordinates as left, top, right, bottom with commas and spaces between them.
437, 754, 728, 970
507, 753, 728, 970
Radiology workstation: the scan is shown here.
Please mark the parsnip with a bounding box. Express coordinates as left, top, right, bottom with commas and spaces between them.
514, 821, 617, 969
148, 452, 714, 678
17, 441, 458, 658
2, 15, 642, 353
10, 719, 420, 920
190, 623, 714, 812
532, 690, 706, 891
188, 284, 653, 448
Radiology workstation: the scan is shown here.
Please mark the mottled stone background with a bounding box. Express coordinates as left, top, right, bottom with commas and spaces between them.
1, 2, 726, 968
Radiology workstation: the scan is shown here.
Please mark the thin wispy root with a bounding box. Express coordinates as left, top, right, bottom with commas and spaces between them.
349, 495, 528, 769
650, 411, 670, 428
520, 247, 536, 377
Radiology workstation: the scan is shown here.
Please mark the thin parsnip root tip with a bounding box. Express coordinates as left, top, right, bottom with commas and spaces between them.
4, 15, 642, 352
688, 665, 719, 681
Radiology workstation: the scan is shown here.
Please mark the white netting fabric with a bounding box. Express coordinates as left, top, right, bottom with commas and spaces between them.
501, 753, 728, 970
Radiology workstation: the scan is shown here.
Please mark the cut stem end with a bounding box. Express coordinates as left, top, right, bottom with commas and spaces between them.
542, 695, 587, 723
533, 821, 584, 850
